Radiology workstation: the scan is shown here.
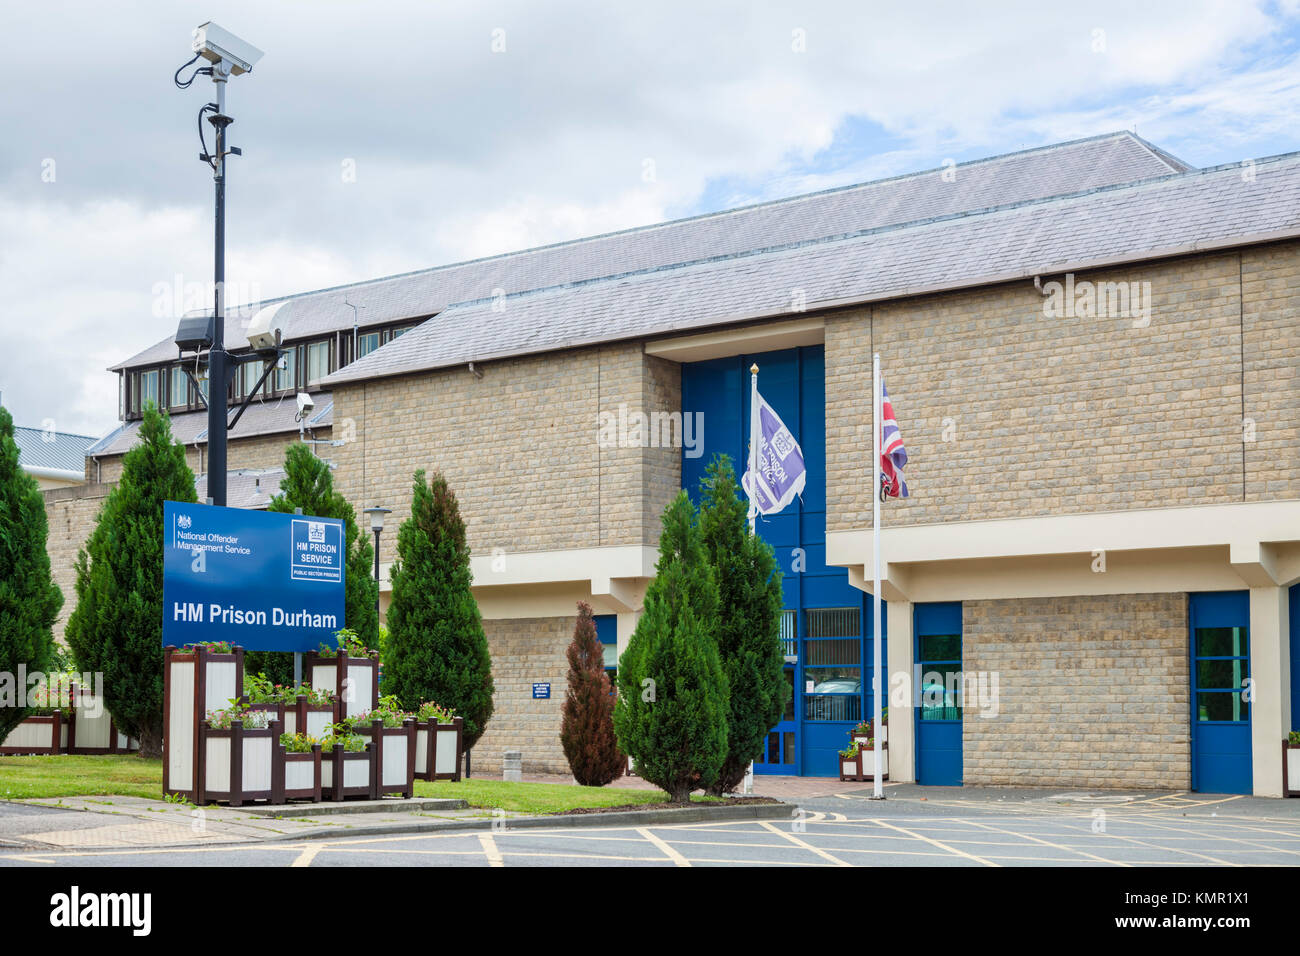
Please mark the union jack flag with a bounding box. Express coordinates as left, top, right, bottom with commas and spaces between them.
879, 379, 908, 498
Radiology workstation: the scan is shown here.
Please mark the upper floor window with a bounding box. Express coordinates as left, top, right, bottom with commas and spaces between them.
139, 369, 159, 411
239, 357, 267, 397
275, 347, 298, 392
306, 341, 330, 385
169, 367, 189, 408
357, 331, 381, 359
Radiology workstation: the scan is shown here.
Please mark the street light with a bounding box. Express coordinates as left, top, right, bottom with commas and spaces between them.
362, 506, 392, 622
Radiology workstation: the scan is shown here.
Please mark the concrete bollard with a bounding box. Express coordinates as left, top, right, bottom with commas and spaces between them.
503, 750, 522, 782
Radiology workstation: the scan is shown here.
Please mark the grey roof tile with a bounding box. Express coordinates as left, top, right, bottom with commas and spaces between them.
112, 132, 1187, 372
85, 393, 332, 458
322, 153, 1300, 387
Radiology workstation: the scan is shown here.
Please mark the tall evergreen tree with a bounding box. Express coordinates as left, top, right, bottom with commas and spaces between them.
613, 491, 728, 803
698, 454, 788, 794
560, 601, 624, 786
249, 442, 379, 683
66, 403, 196, 757
384, 469, 494, 750
0, 406, 62, 740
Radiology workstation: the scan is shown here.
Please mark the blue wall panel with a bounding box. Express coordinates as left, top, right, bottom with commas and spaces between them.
682, 346, 881, 777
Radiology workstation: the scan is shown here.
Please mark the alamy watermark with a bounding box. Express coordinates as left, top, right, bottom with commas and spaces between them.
1040, 273, 1151, 328
1, 667, 105, 718
597, 404, 704, 459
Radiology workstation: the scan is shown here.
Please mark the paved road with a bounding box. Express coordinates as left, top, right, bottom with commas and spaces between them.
4, 787, 1299, 867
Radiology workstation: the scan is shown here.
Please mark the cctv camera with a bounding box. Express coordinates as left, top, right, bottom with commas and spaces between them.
192, 22, 264, 76
296, 392, 315, 416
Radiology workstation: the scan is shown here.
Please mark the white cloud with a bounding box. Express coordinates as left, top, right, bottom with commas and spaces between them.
0, 0, 1297, 437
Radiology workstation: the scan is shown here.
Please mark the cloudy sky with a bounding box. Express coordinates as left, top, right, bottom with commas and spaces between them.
2, 0, 1298, 437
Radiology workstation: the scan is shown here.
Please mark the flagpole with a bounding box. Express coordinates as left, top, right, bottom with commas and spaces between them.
871, 352, 884, 800
744, 362, 759, 795
748, 363, 760, 535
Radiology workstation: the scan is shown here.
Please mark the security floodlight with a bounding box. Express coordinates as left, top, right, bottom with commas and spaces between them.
296, 392, 314, 416
175, 314, 215, 353
245, 301, 287, 353
192, 22, 264, 76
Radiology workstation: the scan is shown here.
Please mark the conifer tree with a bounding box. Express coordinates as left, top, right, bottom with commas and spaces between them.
613, 491, 728, 803
560, 601, 624, 786
248, 442, 379, 683
698, 454, 788, 794
384, 469, 494, 750
0, 406, 62, 741
66, 403, 196, 757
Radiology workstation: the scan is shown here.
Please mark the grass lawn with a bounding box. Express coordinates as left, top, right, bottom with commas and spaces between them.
414, 778, 719, 814
0, 754, 163, 800
0, 755, 716, 814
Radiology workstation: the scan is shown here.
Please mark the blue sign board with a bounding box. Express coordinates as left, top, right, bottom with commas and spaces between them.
532, 683, 551, 699
162, 501, 346, 652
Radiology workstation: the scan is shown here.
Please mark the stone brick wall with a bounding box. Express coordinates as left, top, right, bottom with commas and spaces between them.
962, 592, 1189, 789
1242, 242, 1300, 501
331, 343, 682, 568
826, 244, 1300, 532
42, 482, 116, 642
471, 615, 577, 775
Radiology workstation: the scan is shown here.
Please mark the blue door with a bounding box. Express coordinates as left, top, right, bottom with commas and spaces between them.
1190, 592, 1252, 795
915, 602, 962, 786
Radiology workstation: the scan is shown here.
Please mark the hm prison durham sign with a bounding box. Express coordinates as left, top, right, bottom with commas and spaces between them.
162, 501, 345, 652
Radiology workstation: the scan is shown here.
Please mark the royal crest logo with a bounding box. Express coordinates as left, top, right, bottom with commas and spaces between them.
308, 521, 326, 543
178, 514, 192, 529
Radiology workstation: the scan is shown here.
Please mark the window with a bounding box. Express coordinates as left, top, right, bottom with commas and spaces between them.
1194, 626, 1249, 722
918, 632, 962, 721
275, 347, 298, 392
169, 367, 189, 408
139, 369, 159, 412
357, 331, 380, 359
594, 615, 618, 683
387, 326, 412, 342
307, 341, 330, 384
239, 358, 267, 397
803, 607, 861, 722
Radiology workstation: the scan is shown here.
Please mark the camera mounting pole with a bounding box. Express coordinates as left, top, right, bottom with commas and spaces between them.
180, 22, 262, 508
206, 61, 234, 507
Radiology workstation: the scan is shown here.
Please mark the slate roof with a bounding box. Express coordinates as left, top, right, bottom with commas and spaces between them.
13, 426, 97, 476
321, 152, 1300, 387
196, 468, 286, 509
111, 132, 1188, 372
85, 396, 333, 457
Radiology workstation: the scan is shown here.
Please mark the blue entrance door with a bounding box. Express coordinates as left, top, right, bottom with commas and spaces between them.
915, 602, 962, 786
1190, 592, 1252, 795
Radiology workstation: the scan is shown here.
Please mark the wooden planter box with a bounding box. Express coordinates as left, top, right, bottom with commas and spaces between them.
66, 683, 138, 754
355, 719, 416, 798
304, 651, 378, 723
1284, 741, 1300, 798
414, 717, 463, 782
840, 743, 889, 782
274, 743, 323, 803
0, 711, 65, 755
282, 696, 336, 739
321, 743, 375, 801
164, 645, 245, 802
198, 718, 280, 806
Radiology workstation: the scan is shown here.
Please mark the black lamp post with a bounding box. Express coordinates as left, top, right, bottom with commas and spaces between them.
362, 506, 391, 622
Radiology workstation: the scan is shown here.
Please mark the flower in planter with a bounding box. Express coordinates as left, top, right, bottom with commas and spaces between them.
838, 742, 861, 759
416, 701, 457, 723
1290, 731, 1300, 746
320, 732, 367, 752
280, 733, 321, 753
317, 627, 372, 659
206, 707, 272, 730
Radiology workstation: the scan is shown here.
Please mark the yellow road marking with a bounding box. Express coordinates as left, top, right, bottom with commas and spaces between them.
477, 832, 503, 867
290, 844, 322, 867
637, 827, 691, 867
867, 818, 998, 866
759, 821, 851, 866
